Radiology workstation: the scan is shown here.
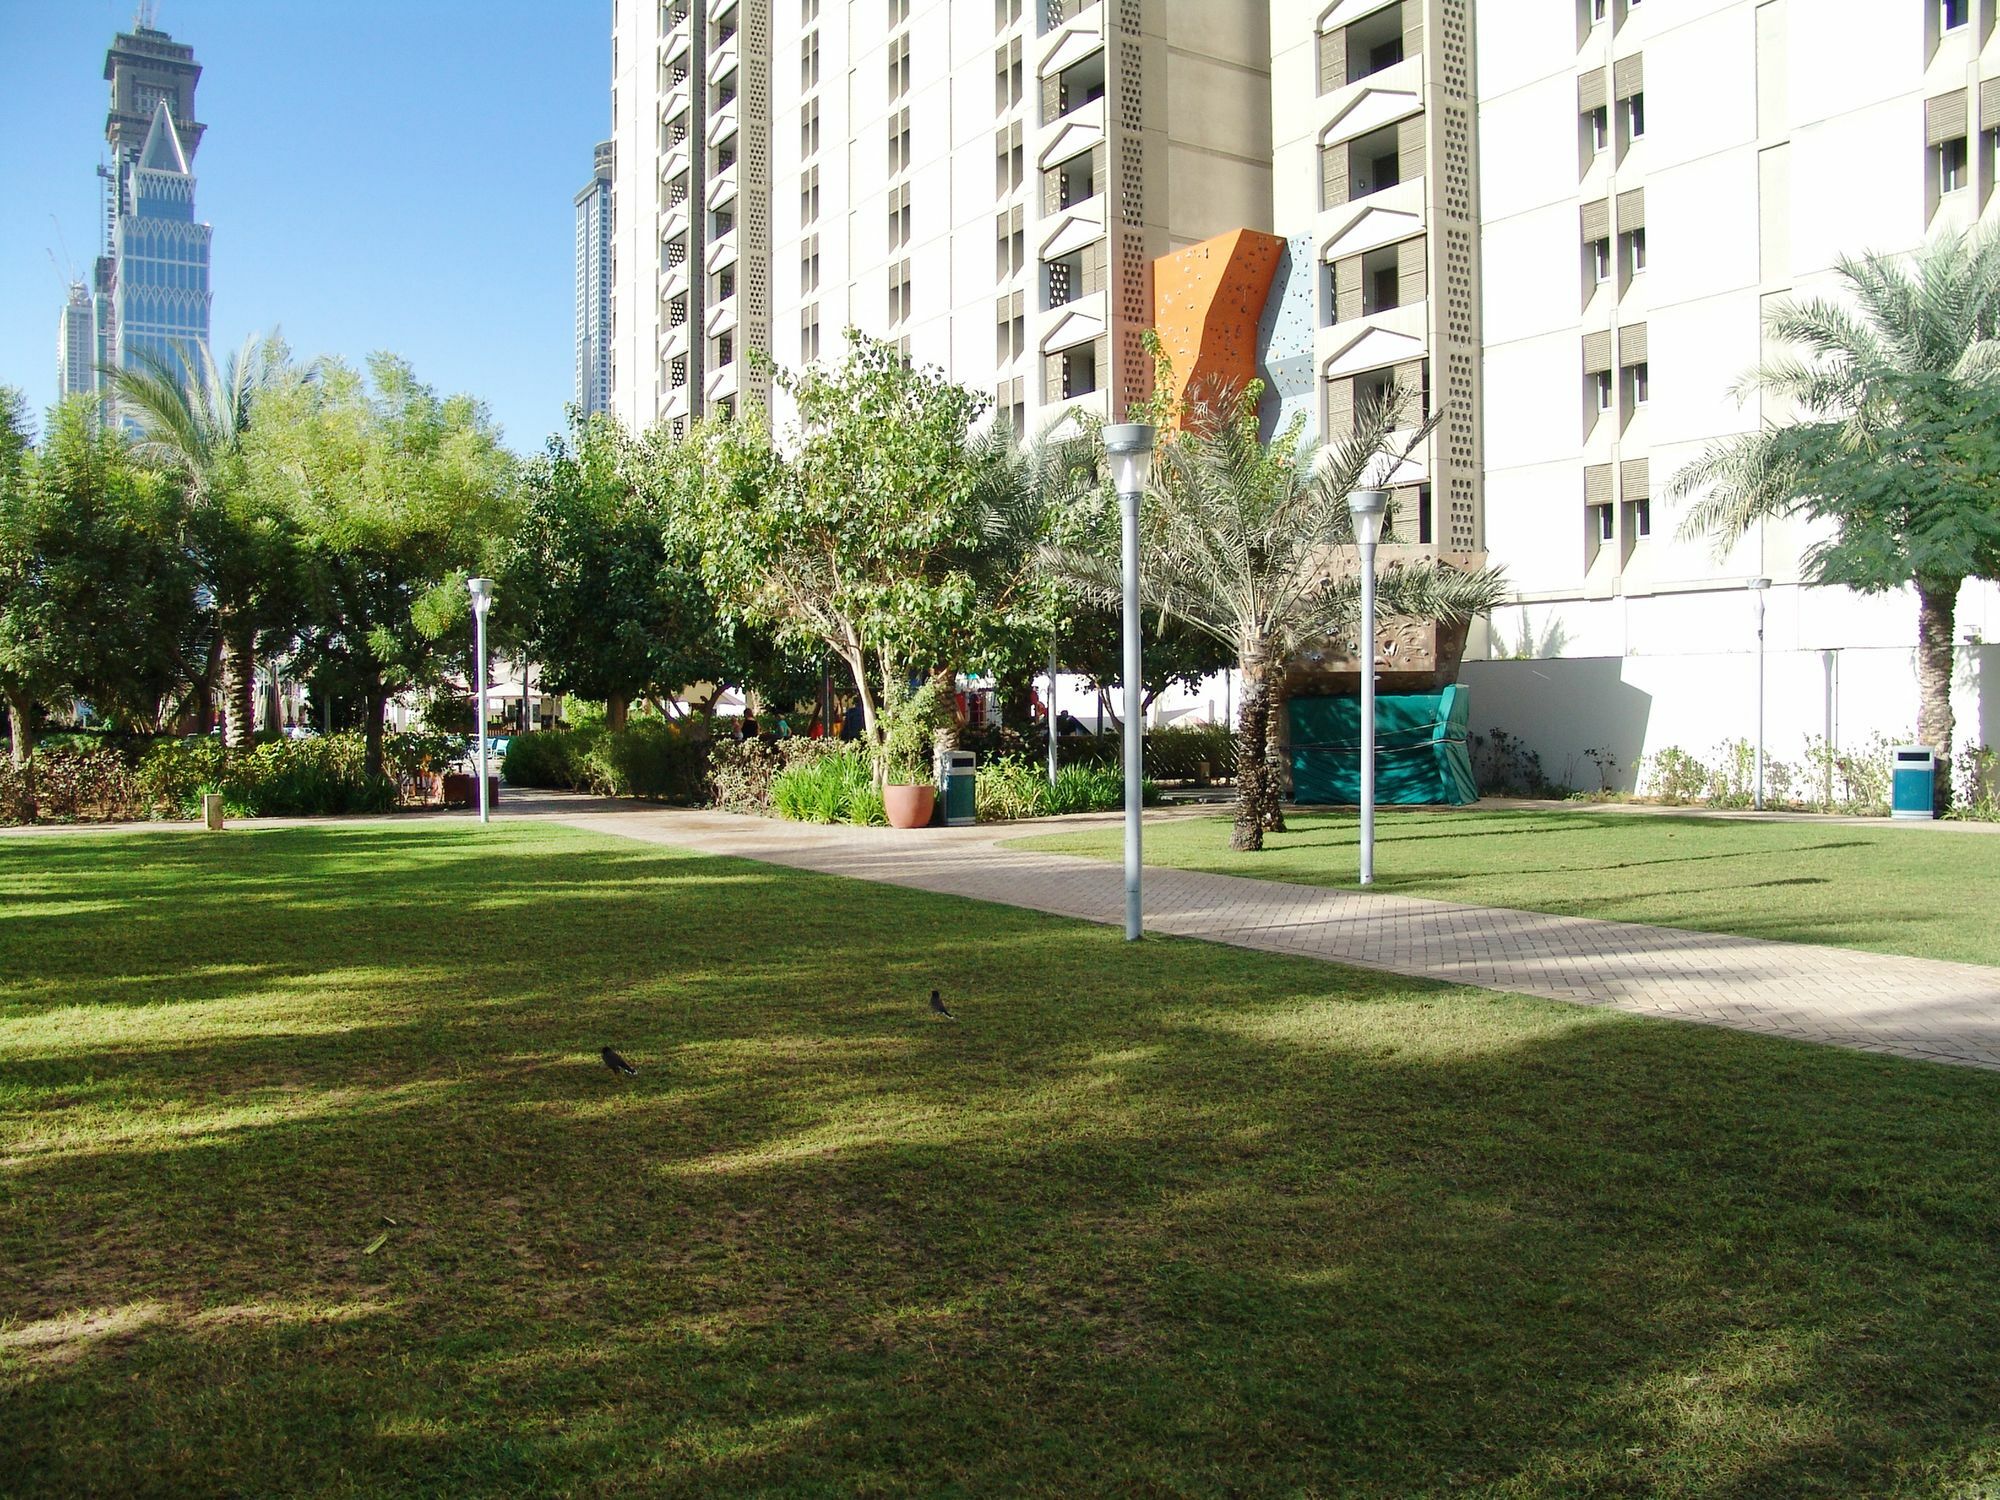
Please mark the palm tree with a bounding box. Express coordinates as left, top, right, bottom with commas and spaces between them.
1668, 231, 2000, 812
106, 334, 292, 748
1045, 387, 1507, 851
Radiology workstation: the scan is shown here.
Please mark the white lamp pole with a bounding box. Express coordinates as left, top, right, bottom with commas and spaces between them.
468, 577, 494, 824
1105, 423, 1156, 941
1749, 576, 1771, 810
1349, 489, 1389, 886
1047, 639, 1060, 788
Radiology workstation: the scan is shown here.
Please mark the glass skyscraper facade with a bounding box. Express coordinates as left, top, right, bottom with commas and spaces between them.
113, 102, 212, 379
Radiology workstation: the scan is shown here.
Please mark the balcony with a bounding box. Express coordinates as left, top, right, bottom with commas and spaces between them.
1318, 174, 1426, 262
1039, 45, 1105, 129
706, 163, 740, 214
1038, 0, 1101, 55
1318, 53, 1422, 147
661, 27, 691, 70
708, 227, 739, 271
1036, 94, 1104, 172
705, 358, 741, 405
704, 292, 739, 341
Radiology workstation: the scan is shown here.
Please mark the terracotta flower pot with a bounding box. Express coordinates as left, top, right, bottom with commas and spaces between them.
883, 783, 936, 829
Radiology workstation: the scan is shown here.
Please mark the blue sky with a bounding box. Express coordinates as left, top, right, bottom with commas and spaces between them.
0, 0, 609, 452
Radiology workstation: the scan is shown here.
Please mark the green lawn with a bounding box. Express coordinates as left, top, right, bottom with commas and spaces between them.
5, 824, 2000, 1496
1014, 807, 2000, 966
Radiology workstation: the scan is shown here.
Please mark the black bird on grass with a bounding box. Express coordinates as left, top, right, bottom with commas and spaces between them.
601, 1047, 639, 1076
929, 990, 956, 1021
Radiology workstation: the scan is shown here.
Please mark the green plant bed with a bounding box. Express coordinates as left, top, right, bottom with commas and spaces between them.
6, 824, 2000, 1495
1013, 807, 2000, 966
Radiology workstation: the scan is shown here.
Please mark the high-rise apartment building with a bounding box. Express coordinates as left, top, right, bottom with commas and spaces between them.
1461, 0, 1998, 778
609, 0, 1274, 439
56, 282, 95, 401
602, 0, 1997, 780
576, 140, 617, 416
93, 22, 211, 402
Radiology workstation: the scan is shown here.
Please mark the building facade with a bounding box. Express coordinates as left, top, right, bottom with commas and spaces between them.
93, 22, 210, 405
1462, 0, 1998, 788
609, 0, 1274, 439
576, 140, 617, 416
56, 282, 95, 401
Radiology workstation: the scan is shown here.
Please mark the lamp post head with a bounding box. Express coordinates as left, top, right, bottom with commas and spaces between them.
468, 576, 494, 617
1348, 488, 1390, 550
1102, 422, 1155, 500
1747, 576, 1771, 591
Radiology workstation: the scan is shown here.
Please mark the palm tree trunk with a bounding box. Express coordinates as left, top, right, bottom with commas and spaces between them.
1916, 578, 1958, 815
220, 627, 256, 751
1232, 645, 1272, 852
1261, 675, 1289, 833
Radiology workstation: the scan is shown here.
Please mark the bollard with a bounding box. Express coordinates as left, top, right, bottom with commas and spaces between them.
202, 793, 225, 831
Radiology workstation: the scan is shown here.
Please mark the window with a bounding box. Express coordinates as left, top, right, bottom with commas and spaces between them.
1590, 0, 1608, 20
711, 206, 735, 237
888, 183, 912, 249
1589, 106, 1609, 153
1626, 92, 1646, 140
889, 0, 910, 23
1624, 227, 1647, 275
888, 35, 911, 101
890, 108, 913, 174
1416, 483, 1433, 546
800, 233, 820, 293
715, 331, 735, 368
1056, 342, 1098, 398
671, 354, 688, 388
716, 138, 737, 172
1625, 360, 1650, 406
1591, 502, 1613, 544
1629, 497, 1652, 538
801, 98, 820, 158
800, 165, 820, 225
1943, 0, 1969, 31
1940, 135, 1970, 193
888, 259, 913, 324
713, 265, 736, 302
801, 305, 821, 363
801, 0, 818, 20
996, 39, 1023, 110
1592, 369, 1614, 412
801, 31, 820, 90
995, 0, 1021, 27
1591, 237, 1612, 283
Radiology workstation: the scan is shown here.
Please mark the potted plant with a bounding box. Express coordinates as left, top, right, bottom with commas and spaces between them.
877, 679, 953, 829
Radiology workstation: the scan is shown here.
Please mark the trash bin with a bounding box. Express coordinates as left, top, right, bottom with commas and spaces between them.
1891, 745, 1937, 820
935, 748, 978, 827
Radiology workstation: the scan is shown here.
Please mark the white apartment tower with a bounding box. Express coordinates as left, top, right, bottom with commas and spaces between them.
56, 281, 95, 402
610, 0, 1274, 439
1462, 0, 1999, 779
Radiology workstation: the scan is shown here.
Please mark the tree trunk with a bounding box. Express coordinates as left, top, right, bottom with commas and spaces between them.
220, 626, 256, 750
193, 631, 221, 734
1916, 578, 1958, 815
1232, 647, 1271, 852
606, 694, 629, 731
1261, 675, 1289, 833
6, 687, 34, 768
363, 685, 389, 781
839, 644, 879, 744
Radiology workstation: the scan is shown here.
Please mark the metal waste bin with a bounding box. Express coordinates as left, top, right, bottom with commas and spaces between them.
1891, 745, 1936, 820
936, 748, 977, 826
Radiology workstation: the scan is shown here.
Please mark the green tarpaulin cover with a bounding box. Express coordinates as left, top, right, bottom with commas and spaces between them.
1288, 683, 1478, 806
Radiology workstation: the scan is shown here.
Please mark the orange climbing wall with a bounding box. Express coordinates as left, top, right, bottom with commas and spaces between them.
1151, 228, 1286, 421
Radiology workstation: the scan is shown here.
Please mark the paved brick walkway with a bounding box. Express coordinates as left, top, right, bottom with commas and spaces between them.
508, 792, 2000, 1074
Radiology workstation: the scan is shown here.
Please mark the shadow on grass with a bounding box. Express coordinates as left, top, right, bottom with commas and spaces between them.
4, 824, 2000, 1496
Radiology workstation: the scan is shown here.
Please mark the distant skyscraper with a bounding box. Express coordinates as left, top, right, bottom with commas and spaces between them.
57, 281, 95, 401
92, 21, 210, 408
575, 139, 615, 417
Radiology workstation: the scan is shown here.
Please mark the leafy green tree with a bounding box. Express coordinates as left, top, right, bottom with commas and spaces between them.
1044, 386, 1506, 851
690, 335, 1042, 739
255, 355, 516, 778
504, 410, 729, 729
0, 395, 200, 763
106, 335, 296, 748
1669, 232, 2000, 812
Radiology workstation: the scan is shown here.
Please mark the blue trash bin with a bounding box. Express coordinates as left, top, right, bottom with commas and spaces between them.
1891, 745, 1936, 820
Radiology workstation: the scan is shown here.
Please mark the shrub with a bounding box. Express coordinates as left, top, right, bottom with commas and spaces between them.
1472, 728, 1562, 798
1646, 746, 1709, 805
0, 746, 140, 823
135, 737, 231, 818
1046, 763, 1159, 815
1953, 744, 1999, 821
770, 750, 876, 823
219, 733, 394, 817
975, 758, 1053, 822
709, 735, 850, 814
575, 721, 712, 803
1055, 723, 1235, 782
879, 680, 954, 784
501, 731, 580, 789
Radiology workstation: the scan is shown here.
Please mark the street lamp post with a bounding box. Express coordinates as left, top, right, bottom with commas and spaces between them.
1104, 423, 1156, 941
1749, 576, 1771, 810
468, 577, 494, 824
1047, 639, 1060, 788
1348, 489, 1389, 886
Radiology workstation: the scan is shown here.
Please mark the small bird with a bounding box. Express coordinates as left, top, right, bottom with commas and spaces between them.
929, 989, 956, 1021
601, 1047, 638, 1076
